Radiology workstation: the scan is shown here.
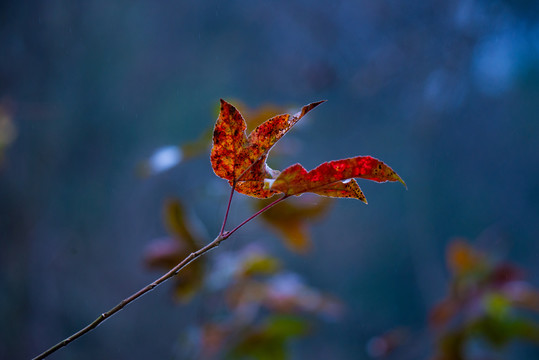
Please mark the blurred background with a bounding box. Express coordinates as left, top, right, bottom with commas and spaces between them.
2, 0, 539, 359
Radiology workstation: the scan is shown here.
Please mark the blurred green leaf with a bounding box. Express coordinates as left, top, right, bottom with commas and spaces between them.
228, 316, 307, 360
240, 253, 281, 277
264, 315, 309, 338
484, 292, 511, 319
469, 315, 539, 347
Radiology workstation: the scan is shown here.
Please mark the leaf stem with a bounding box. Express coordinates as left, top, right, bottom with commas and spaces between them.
225, 194, 288, 239
219, 180, 236, 236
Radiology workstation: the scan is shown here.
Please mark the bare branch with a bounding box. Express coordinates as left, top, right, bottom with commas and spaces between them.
33, 194, 289, 359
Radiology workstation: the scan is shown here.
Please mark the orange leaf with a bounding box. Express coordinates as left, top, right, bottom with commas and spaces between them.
144, 237, 204, 302
259, 196, 332, 253
164, 199, 199, 245
446, 239, 484, 275
144, 198, 205, 302
269, 156, 405, 200
276, 221, 310, 253
210, 99, 325, 198
429, 299, 460, 327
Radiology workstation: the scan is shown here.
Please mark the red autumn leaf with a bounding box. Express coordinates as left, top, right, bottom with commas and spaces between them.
210, 99, 325, 198
313, 178, 367, 203
233, 157, 281, 198
268, 156, 405, 201
210, 100, 248, 181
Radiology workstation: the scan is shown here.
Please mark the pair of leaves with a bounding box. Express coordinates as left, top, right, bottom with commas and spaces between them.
211, 99, 324, 198
210, 100, 405, 201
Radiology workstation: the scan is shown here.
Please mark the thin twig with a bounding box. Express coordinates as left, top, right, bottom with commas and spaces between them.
32, 234, 222, 360
32, 193, 288, 360
219, 181, 236, 236
225, 194, 288, 239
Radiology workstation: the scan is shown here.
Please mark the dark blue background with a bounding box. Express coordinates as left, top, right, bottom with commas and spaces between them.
2, 1, 539, 359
